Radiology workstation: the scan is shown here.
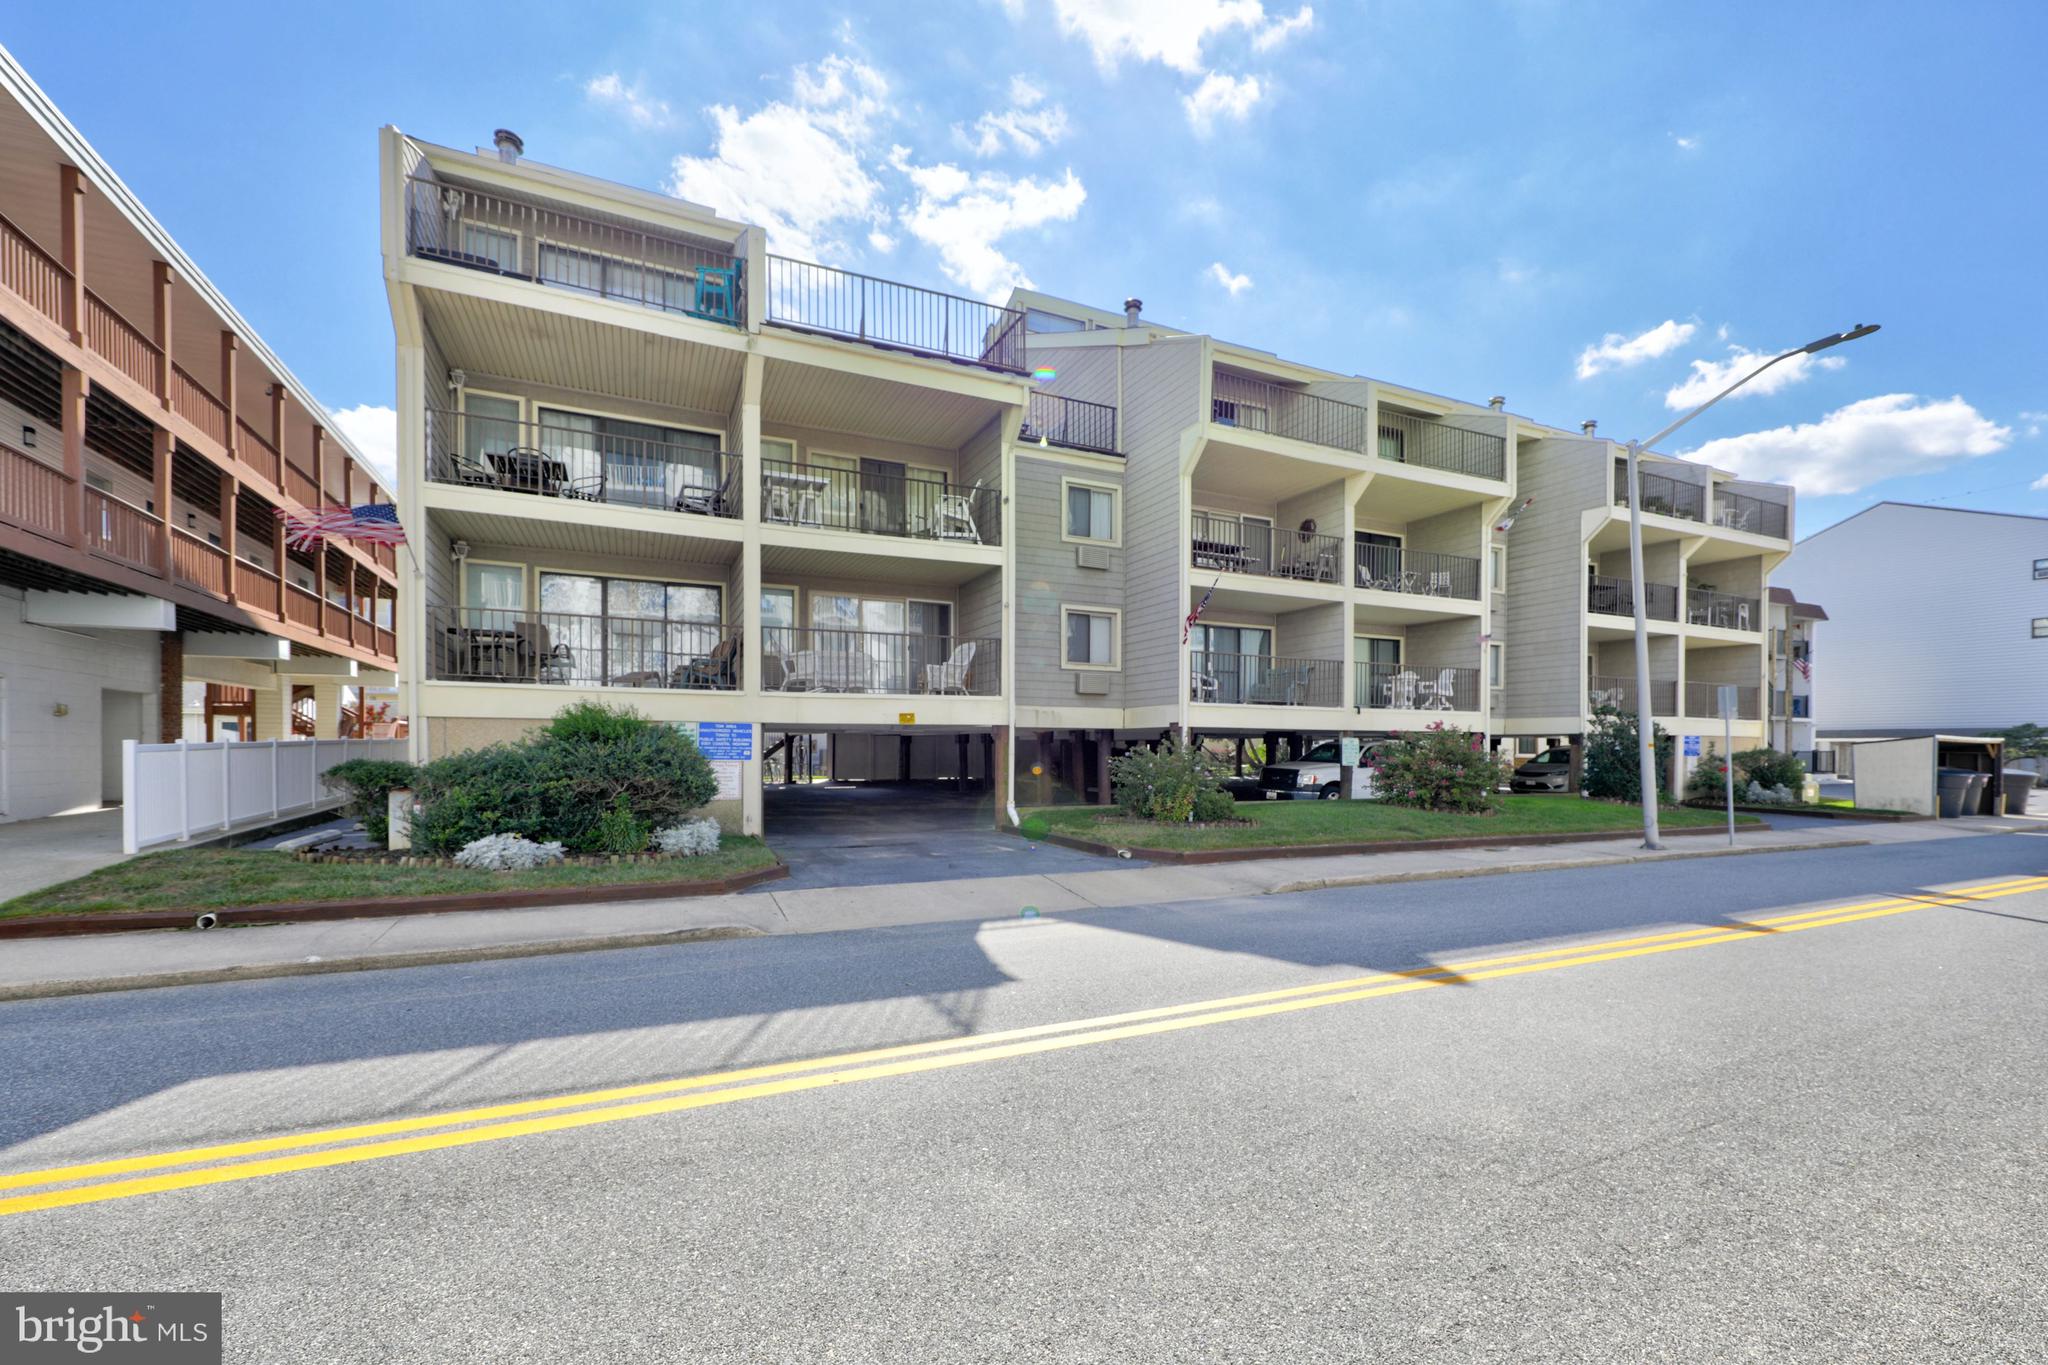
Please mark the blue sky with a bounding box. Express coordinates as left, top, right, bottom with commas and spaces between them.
9, 2, 2043, 531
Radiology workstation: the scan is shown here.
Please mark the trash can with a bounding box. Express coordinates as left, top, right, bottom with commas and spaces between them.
2004, 770, 2037, 814
1962, 771, 1989, 815
1936, 768, 1975, 819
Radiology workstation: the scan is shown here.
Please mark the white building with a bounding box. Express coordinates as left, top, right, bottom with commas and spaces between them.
1775, 502, 2047, 739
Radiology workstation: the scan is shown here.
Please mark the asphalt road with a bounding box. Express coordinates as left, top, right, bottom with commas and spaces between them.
1, 831, 2043, 1363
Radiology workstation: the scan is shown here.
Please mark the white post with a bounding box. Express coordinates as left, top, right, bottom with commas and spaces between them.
1722, 690, 1736, 845
1625, 441, 1662, 850
219, 741, 231, 831
270, 739, 280, 818
121, 739, 139, 855
308, 739, 318, 809
177, 739, 191, 842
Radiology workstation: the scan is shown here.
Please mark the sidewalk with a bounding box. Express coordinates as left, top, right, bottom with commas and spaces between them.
0, 817, 2014, 1001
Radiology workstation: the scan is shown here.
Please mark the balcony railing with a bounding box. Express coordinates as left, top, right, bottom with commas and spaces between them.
426, 407, 740, 518
765, 626, 998, 696
1685, 680, 1761, 720
429, 604, 742, 690
1588, 574, 1679, 621
1190, 651, 1343, 708
1712, 489, 1789, 539
169, 527, 229, 597
764, 255, 1026, 373
0, 209, 67, 326
1354, 542, 1482, 600
1612, 465, 1706, 522
285, 581, 321, 630
83, 290, 161, 397
171, 365, 230, 447
234, 558, 280, 616
1, 440, 69, 541
284, 462, 319, 509
236, 419, 281, 487
1358, 662, 1481, 712
1021, 391, 1118, 454
404, 176, 744, 326
1587, 674, 1677, 715
761, 459, 1000, 546
1686, 587, 1760, 631
1377, 413, 1507, 481
85, 489, 161, 573
1211, 372, 1368, 453
1190, 512, 1342, 583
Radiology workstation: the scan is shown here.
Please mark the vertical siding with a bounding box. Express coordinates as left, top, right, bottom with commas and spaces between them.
1117, 338, 1205, 712
1500, 436, 1606, 720
1013, 450, 1125, 707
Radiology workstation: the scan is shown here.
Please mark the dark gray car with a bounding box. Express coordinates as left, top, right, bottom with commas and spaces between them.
1509, 746, 1574, 793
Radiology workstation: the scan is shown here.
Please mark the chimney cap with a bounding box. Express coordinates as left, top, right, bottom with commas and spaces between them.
1581, 418, 1598, 436
492, 128, 524, 162
1122, 297, 1143, 324
1488, 395, 1506, 411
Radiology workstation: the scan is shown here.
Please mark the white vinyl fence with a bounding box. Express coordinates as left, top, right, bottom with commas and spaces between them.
122, 738, 409, 854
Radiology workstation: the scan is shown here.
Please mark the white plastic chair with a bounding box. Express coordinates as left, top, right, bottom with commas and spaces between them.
1422, 668, 1458, 710
923, 642, 978, 694
1385, 670, 1420, 709
931, 483, 982, 543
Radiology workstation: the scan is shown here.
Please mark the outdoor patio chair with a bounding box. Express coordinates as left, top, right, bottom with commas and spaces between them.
443, 450, 499, 488
1246, 665, 1308, 706
778, 650, 818, 691
692, 266, 737, 321
931, 483, 983, 544
1421, 667, 1459, 710
1190, 671, 1220, 703
676, 634, 740, 690
1383, 670, 1420, 709
678, 461, 738, 517
1427, 570, 1453, 597
923, 641, 977, 695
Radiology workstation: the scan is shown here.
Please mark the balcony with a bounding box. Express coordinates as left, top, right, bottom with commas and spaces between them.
426, 407, 740, 519
1685, 680, 1761, 720
85, 487, 161, 574
1588, 574, 1679, 622
1612, 465, 1705, 522
1358, 662, 1480, 712
1354, 542, 1481, 600
0, 209, 66, 327
429, 604, 742, 690
1211, 372, 1367, 453
1020, 391, 1118, 455
1190, 512, 1341, 584
1190, 651, 1343, 707
404, 175, 744, 326
1588, 674, 1677, 715
761, 460, 1000, 546
1376, 413, 1507, 481
1, 439, 68, 542
1712, 489, 1789, 538
765, 626, 999, 697
764, 255, 1026, 373
1686, 587, 1759, 631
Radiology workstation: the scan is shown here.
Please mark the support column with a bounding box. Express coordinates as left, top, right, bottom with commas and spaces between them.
219, 331, 239, 459
980, 732, 995, 793
152, 427, 174, 576
218, 471, 238, 600
990, 725, 1010, 829
1567, 736, 1585, 794
738, 354, 764, 700
898, 734, 912, 784
151, 261, 174, 409
1036, 730, 1054, 805
270, 382, 287, 465
60, 364, 87, 546
269, 492, 287, 620
59, 165, 86, 343
157, 633, 184, 742
1094, 729, 1112, 805
311, 681, 343, 739
956, 733, 969, 790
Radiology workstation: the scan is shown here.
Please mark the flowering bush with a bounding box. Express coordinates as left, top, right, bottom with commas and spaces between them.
1584, 704, 1674, 804
1108, 741, 1228, 823
453, 833, 566, 871
1371, 724, 1511, 813
654, 818, 723, 857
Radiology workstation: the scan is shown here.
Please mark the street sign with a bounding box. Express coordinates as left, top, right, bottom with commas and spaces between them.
708, 760, 741, 800
1684, 735, 1701, 757
1340, 737, 1361, 767
1717, 684, 1739, 719
692, 721, 754, 761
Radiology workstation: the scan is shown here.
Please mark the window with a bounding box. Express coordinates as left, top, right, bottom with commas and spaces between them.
539, 244, 697, 313
1489, 544, 1506, 592
461, 225, 520, 272
1026, 308, 1088, 333
1062, 607, 1119, 668
2035, 618, 2048, 639
2035, 558, 2048, 580
1377, 423, 1406, 462
1488, 642, 1506, 688
536, 407, 721, 510
462, 394, 522, 467
1063, 479, 1118, 543
538, 573, 723, 686
1517, 736, 1538, 756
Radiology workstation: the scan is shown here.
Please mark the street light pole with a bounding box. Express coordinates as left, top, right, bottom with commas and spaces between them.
1623, 324, 1879, 850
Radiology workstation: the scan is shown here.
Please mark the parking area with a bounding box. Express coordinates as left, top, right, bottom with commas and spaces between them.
760, 783, 1126, 890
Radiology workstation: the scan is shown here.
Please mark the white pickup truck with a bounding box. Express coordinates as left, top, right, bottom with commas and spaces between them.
1255, 739, 1393, 800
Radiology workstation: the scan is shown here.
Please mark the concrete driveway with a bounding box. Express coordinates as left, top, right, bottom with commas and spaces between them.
761, 782, 1124, 889
0, 808, 131, 899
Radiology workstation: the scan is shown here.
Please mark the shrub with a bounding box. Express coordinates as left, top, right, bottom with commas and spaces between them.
1371, 724, 1512, 813
1733, 747, 1806, 792
1686, 756, 1735, 805
453, 833, 565, 871
654, 818, 723, 857
1583, 704, 1674, 804
321, 758, 417, 844
1108, 741, 1226, 823
410, 704, 720, 855
1191, 788, 1240, 824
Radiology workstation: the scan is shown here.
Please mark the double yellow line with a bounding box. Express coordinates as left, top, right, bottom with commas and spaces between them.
4, 874, 2042, 1218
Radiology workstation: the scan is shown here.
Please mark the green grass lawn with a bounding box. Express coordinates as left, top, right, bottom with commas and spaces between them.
2, 839, 780, 918
1019, 796, 1756, 852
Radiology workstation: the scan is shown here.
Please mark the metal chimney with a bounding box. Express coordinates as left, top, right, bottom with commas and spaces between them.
1581, 419, 1598, 437
1122, 297, 1143, 327
493, 129, 524, 164
1488, 395, 1506, 411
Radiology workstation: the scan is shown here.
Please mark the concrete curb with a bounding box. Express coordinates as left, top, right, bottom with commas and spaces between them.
1266, 836, 1872, 894
1039, 819, 1764, 864
0, 925, 762, 1002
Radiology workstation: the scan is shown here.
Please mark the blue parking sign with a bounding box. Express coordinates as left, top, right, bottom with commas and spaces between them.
693, 721, 754, 760
1683, 735, 1701, 757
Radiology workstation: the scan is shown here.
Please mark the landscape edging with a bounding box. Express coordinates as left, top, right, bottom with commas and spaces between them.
1038, 820, 1761, 864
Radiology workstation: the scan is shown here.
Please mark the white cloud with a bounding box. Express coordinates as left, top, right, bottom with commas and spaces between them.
667, 55, 890, 261
1576, 319, 1697, 380
1179, 195, 1224, 224
1039, 0, 1267, 74
2033, 472, 2048, 491
1207, 261, 1252, 296
1671, 132, 1699, 151
961, 74, 1070, 156
585, 73, 673, 130
1252, 5, 1315, 50
1663, 346, 1846, 410
327, 403, 397, 490
895, 155, 1087, 299
1683, 394, 2012, 496
2020, 410, 2047, 438
867, 230, 897, 253
1183, 71, 1263, 133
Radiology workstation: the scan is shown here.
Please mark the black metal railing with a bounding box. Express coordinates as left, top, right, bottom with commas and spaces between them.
426, 407, 739, 516
760, 459, 1000, 545
1021, 391, 1118, 454
1587, 674, 1678, 715
765, 626, 999, 696
1612, 464, 1706, 522
1796, 748, 1836, 775
1712, 489, 1789, 538
428, 604, 740, 689
1354, 542, 1483, 599
1187, 512, 1343, 584
1376, 413, 1508, 480
764, 255, 1026, 373
404, 176, 743, 325
1189, 652, 1343, 708
1588, 574, 1680, 621
1358, 662, 1481, 712
1686, 587, 1760, 631
1211, 372, 1369, 453
1684, 680, 1761, 719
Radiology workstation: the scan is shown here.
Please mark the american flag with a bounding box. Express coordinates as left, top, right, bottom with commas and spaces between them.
1184, 574, 1220, 644
276, 502, 406, 551
1793, 655, 1811, 681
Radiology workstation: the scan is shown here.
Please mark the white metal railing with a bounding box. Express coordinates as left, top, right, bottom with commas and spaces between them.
121, 737, 408, 854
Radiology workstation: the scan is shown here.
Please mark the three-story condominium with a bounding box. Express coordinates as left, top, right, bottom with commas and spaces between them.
0, 49, 399, 823
381, 127, 1796, 836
